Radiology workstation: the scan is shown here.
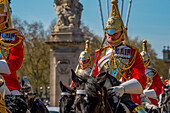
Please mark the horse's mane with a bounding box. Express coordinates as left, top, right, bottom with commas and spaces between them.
96, 72, 121, 87
81, 76, 101, 98
5, 95, 28, 113
107, 74, 121, 86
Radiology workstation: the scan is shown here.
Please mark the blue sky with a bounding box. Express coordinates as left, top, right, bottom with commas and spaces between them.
11, 0, 170, 59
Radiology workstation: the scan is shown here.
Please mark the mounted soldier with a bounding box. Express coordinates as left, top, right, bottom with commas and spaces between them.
140, 40, 163, 106
70, 40, 92, 87
92, 0, 147, 112
0, 0, 24, 95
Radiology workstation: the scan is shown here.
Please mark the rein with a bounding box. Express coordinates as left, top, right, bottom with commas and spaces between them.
98, 89, 105, 113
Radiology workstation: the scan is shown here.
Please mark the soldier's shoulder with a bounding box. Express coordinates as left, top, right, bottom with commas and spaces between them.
148, 67, 158, 72
125, 43, 139, 51
95, 46, 109, 53
2, 28, 23, 39
2, 28, 20, 33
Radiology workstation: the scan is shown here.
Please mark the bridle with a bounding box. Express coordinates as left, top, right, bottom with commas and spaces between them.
59, 91, 75, 113
73, 88, 106, 113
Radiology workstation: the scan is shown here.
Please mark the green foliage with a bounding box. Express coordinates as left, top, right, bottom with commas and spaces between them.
80, 23, 102, 65
13, 17, 50, 94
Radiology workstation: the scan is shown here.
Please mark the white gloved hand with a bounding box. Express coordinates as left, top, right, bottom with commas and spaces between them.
140, 94, 151, 104
109, 86, 125, 97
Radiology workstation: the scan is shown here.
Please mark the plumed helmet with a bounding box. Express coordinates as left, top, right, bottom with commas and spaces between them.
0, 3, 8, 31
79, 40, 91, 66
105, 16, 122, 35
0, 1, 12, 29
140, 40, 151, 67
79, 51, 91, 62
105, 16, 124, 45
0, 3, 7, 16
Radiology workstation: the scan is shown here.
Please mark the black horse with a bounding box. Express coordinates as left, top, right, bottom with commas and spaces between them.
5, 95, 28, 113
71, 69, 112, 113
30, 97, 50, 113
59, 69, 140, 113
59, 81, 75, 113
5, 94, 49, 113
159, 84, 170, 113
95, 71, 142, 113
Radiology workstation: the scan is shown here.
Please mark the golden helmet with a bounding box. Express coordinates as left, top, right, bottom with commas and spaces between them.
79, 51, 91, 62
0, 3, 7, 16
105, 16, 124, 45
140, 40, 151, 67
0, 0, 12, 29
105, 16, 122, 35
0, 3, 8, 31
79, 40, 91, 66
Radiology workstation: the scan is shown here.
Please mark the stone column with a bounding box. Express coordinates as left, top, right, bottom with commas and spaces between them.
46, 0, 84, 107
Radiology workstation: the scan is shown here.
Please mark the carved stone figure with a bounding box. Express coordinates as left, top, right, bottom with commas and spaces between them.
56, 59, 70, 74
54, 0, 83, 33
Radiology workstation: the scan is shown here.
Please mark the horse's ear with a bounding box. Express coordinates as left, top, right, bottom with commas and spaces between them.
71, 69, 82, 87
95, 72, 107, 84
97, 78, 106, 87
95, 72, 106, 81
95, 72, 107, 87
96, 72, 107, 78
60, 81, 74, 92
60, 81, 67, 92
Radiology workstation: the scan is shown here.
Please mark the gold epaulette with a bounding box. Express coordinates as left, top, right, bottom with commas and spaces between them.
95, 46, 109, 53
148, 67, 158, 73
1, 28, 19, 33
125, 43, 139, 51
1, 28, 23, 39
125, 43, 142, 62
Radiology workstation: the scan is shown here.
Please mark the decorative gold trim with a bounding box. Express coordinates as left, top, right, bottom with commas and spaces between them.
132, 105, 144, 113
95, 46, 109, 53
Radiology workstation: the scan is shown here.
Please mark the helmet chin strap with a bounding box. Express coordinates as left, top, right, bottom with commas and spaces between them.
107, 32, 124, 47
0, 17, 8, 31
144, 59, 151, 69
81, 63, 91, 70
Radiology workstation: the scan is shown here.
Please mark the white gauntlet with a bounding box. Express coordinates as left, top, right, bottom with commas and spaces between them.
109, 79, 143, 97
110, 85, 125, 97
0, 60, 11, 74
143, 89, 157, 100
120, 79, 143, 94
0, 75, 11, 98
140, 94, 151, 104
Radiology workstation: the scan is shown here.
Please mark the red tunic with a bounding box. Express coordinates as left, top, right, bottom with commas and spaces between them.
163, 80, 168, 86
148, 72, 163, 105
93, 45, 147, 105
1, 28, 24, 91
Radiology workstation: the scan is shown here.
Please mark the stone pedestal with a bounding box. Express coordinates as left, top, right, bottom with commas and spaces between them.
46, 32, 85, 106
47, 0, 84, 106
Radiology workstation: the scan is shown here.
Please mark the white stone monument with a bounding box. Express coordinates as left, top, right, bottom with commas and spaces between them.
46, 0, 85, 106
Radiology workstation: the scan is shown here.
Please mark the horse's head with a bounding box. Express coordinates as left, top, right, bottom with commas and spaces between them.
59, 80, 75, 113
95, 72, 133, 113
30, 98, 49, 113
71, 69, 111, 113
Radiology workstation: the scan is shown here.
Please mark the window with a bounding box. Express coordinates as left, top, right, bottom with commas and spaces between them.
168, 54, 170, 59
